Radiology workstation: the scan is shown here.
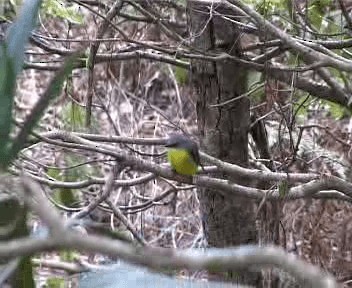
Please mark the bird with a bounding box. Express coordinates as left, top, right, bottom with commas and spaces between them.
165, 133, 200, 176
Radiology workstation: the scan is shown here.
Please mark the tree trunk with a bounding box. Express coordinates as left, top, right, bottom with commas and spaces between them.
187, 1, 261, 285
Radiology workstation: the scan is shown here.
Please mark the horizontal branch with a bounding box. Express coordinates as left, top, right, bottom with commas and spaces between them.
28, 33, 349, 107
2, 176, 339, 288
31, 131, 318, 183
224, 0, 352, 73
0, 235, 337, 287
21, 131, 352, 202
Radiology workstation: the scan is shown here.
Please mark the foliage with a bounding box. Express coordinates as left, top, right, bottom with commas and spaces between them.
0, 45, 16, 159
47, 153, 97, 208
278, 180, 288, 197
246, 71, 265, 103
0, 0, 41, 167
325, 100, 350, 120
243, 0, 347, 120
41, 0, 83, 24
2, 0, 351, 286
308, 0, 334, 30
173, 65, 188, 85
0, 1, 42, 286
0, 0, 79, 285
62, 101, 87, 131
47, 166, 79, 208
45, 277, 66, 288
0, 0, 21, 20
0, 0, 77, 167
59, 250, 79, 262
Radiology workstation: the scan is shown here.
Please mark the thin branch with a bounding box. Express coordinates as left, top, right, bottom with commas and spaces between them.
31, 258, 90, 274
105, 199, 147, 245
224, 0, 352, 73
21, 175, 67, 237
0, 236, 337, 288
20, 131, 352, 202
85, 0, 124, 127
69, 165, 120, 221
0, 177, 341, 287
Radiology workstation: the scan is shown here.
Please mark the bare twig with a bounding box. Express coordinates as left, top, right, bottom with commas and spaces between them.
0, 236, 338, 288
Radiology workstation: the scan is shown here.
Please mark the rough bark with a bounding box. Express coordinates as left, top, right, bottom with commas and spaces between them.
187, 1, 260, 285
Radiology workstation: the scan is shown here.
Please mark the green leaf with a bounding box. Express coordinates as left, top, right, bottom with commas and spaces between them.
0, 45, 16, 162
251, 0, 287, 15
15, 257, 35, 288
308, 0, 334, 31
246, 73, 264, 103
48, 153, 98, 208
59, 250, 78, 262
308, 4, 324, 30
62, 101, 86, 131
42, 0, 83, 24
0, 0, 19, 20
173, 66, 188, 85
46, 277, 66, 288
324, 14, 342, 35
247, 71, 262, 89
327, 101, 347, 120
0, 0, 42, 168
7, 0, 42, 74
47, 165, 79, 208
278, 180, 289, 197
51, 185, 78, 208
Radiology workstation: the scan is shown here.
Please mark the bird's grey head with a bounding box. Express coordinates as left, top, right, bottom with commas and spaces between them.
165, 133, 195, 150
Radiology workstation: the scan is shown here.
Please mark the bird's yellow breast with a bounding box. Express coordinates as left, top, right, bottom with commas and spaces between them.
167, 148, 198, 176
